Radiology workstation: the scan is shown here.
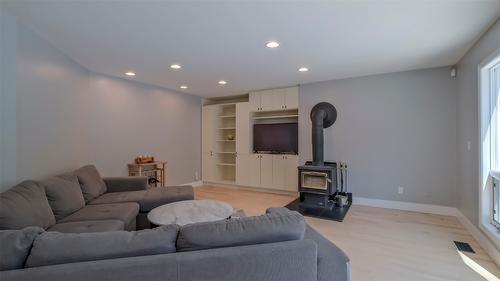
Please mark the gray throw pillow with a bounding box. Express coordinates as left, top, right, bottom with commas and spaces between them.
43, 174, 85, 221
0, 181, 56, 230
177, 210, 306, 252
74, 165, 107, 203
0, 227, 44, 270
25, 224, 179, 267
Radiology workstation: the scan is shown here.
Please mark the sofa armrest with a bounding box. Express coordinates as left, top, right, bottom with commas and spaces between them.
103, 177, 148, 193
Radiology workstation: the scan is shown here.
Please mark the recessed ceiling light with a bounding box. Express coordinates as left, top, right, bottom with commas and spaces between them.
218, 80, 227, 85
125, 72, 136, 76
170, 64, 182, 69
180, 85, 188, 89
266, 41, 280, 48
298, 67, 309, 72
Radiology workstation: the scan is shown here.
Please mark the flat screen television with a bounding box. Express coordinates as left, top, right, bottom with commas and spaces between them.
253, 123, 298, 154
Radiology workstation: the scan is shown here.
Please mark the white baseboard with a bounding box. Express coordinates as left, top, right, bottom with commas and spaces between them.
180, 180, 203, 187
353, 197, 458, 216
455, 210, 500, 267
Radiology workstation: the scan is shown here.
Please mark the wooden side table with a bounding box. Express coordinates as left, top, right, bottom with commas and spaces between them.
127, 161, 167, 187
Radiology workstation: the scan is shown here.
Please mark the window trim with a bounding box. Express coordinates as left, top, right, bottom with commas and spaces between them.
478, 47, 500, 249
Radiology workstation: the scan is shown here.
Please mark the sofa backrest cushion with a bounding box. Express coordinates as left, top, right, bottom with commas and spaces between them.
74, 165, 107, 203
42, 174, 85, 221
0, 181, 56, 230
176, 210, 306, 252
25, 224, 179, 267
0, 227, 44, 270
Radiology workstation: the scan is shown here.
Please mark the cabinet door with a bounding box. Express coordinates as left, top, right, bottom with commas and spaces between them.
260, 154, 274, 188
271, 88, 286, 110
236, 153, 249, 186
202, 105, 216, 153
284, 87, 299, 109
272, 155, 286, 189
236, 102, 250, 154
260, 90, 275, 111
248, 154, 261, 187
284, 155, 299, 191
249, 92, 261, 112
202, 153, 215, 181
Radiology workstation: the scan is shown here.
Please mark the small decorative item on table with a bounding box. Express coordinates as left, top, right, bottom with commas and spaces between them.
128, 156, 167, 187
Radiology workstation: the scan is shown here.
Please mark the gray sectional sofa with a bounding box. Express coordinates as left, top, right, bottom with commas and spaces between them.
0, 165, 194, 232
0, 208, 350, 281
0, 165, 350, 280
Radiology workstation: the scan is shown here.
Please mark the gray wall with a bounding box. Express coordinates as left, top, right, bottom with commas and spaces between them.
86, 73, 201, 184
299, 67, 457, 206
0, 7, 18, 189
0, 16, 201, 191
456, 19, 500, 226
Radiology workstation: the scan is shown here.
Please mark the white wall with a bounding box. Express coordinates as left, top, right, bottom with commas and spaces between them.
0, 15, 201, 191
299, 67, 457, 206
456, 19, 500, 226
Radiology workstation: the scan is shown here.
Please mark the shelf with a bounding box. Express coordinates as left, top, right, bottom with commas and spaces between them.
216, 163, 236, 166
217, 127, 236, 130
215, 151, 236, 154
252, 114, 299, 120
218, 115, 236, 118
216, 140, 236, 142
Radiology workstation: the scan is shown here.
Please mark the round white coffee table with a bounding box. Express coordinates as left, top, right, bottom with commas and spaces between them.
147, 200, 234, 226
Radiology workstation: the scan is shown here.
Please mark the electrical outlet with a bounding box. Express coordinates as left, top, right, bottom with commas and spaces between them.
194, 172, 199, 181
467, 141, 471, 151
398, 186, 404, 194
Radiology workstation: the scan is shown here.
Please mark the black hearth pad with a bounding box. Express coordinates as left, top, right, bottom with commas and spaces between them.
285, 197, 352, 222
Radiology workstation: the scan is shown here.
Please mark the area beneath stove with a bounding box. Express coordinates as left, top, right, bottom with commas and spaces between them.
285, 193, 352, 222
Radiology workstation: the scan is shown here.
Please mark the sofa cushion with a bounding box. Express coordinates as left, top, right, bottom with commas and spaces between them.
0, 181, 56, 230
42, 174, 85, 221
74, 165, 107, 203
26, 224, 179, 267
58, 203, 139, 230
140, 186, 194, 212
47, 220, 125, 233
0, 227, 44, 270
177, 210, 306, 252
89, 190, 147, 205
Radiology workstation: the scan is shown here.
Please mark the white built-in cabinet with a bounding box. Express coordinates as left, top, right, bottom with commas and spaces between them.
203, 86, 299, 192
249, 86, 299, 112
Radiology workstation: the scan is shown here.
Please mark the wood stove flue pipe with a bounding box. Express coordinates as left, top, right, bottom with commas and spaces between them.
310, 102, 337, 166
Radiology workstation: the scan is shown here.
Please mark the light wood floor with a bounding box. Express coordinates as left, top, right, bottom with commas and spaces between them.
195, 184, 500, 281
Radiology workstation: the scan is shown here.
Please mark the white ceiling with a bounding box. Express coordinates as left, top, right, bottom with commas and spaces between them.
6, 0, 500, 98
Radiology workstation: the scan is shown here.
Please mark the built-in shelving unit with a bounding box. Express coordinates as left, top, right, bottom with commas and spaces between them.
202, 86, 299, 191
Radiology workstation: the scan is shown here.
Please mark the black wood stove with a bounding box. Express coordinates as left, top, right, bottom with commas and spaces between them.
286, 102, 352, 221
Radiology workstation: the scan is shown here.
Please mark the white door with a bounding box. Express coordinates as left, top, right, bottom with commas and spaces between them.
249, 154, 261, 187
236, 102, 250, 154
284, 155, 299, 191
236, 153, 250, 186
260, 90, 275, 111
202, 153, 215, 181
284, 87, 299, 109
202, 105, 216, 153
272, 155, 286, 189
249, 92, 261, 112
260, 154, 274, 188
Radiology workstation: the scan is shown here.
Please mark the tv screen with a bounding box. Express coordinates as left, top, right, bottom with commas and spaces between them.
253, 123, 298, 154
